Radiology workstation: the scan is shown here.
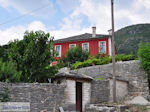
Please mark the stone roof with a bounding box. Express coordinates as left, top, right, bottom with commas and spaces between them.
55, 71, 93, 81
54, 33, 109, 43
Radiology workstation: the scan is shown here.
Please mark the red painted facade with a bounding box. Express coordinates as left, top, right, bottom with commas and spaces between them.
54, 37, 109, 59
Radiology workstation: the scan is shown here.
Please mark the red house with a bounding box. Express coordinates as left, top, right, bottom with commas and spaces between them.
54, 27, 112, 60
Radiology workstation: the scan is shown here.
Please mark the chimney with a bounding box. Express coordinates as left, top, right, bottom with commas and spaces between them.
108, 29, 112, 35
92, 27, 96, 37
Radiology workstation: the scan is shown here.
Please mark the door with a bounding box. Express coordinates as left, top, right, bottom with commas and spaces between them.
76, 82, 82, 112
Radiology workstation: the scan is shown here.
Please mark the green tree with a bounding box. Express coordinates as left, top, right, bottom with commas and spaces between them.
8, 31, 57, 82
138, 43, 150, 91
0, 45, 10, 62
66, 45, 89, 64
138, 43, 150, 76
0, 59, 21, 82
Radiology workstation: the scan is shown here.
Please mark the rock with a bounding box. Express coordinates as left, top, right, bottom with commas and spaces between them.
126, 96, 150, 105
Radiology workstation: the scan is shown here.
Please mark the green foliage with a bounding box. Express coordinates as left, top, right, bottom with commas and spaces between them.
71, 56, 112, 69
66, 45, 89, 64
0, 45, 10, 62
138, 43, 150, 77
0, 87, 10, 102
0, 59, 21, 82
71, 54, 135, 69
96, 53, 108, 59
94, 76, 104, 81
57, 56, 68, 67
115, 54, 135, 61
115, 24, 150, 55
8, 31, 57, 82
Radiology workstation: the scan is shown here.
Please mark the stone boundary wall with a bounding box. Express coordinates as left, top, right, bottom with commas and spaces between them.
91, 80, 110, 103
0, 82, 66, 112
73, 60, 149, 98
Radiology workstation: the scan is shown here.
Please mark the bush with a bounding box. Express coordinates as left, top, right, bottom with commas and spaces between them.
66, 45, 89, 64
0, 59, 21, 82
138, 43, 150, 76
71, 56, 112, 69
96, 53, 108, 59
71, 54, 135, 69
0, 87, 10, 102
138, 43, 150, 91
115, 54, 135, 61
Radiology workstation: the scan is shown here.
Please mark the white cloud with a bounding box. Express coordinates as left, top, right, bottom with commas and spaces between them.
0, 0, 55, 18
51, 0, 150, 40
0, 21, 48, 45
0, 26, 25, 45
138, 0, 150, 10
51, 0, 111, 39
27, 21, 46, 31
115, 0, 150, 29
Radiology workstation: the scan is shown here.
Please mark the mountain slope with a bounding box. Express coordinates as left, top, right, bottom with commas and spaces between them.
115, 24, 150, 55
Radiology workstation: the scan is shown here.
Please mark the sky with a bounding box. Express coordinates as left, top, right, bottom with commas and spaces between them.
0, 0, 150, 45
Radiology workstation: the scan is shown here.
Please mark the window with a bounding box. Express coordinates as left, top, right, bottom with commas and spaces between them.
82, 43, 89, 52
69, 44, 76, 49
99, 41, 106, 53
55, 45, 61, 57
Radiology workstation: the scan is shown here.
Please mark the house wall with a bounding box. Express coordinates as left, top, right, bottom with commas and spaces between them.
62, 79, 76, 111
108, 37, 112, 56
82, 82, 91, 111
109, 79, 128, 102
54, 38, 109, 59
65, 80, 76, 104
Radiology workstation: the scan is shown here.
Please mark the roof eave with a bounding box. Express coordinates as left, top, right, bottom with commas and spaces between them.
54, 37, 109, 44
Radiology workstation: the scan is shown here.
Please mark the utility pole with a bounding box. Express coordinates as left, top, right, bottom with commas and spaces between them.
111, 0, 116, 102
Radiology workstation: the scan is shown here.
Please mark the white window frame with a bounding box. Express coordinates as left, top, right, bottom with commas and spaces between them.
69, 44, 76, 49
99, 41, 106, 54
82, 42, 89, 52
55, 45, 61, 57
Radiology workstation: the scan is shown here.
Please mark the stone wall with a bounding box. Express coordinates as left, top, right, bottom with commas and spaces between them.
109, 79, 128, 101
0, 82, 66, 112
90, 80, 110, 103
73, 60, 149, 98
82, 82, 91, 111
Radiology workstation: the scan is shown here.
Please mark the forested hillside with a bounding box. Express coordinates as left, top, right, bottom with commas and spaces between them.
115, 24, 150, 55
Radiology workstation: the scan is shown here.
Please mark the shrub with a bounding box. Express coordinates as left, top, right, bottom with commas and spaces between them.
138, 43, 150, 76
0, 59, 21, 82
138, 43, 150, 91
0, 87, 10, 102
96, 53, 108, 59
66, 45, 89, 64
115, 54, 135, 61
71, 54, 135, 69
71, 56, 112, 69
